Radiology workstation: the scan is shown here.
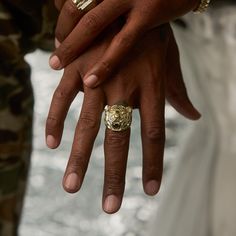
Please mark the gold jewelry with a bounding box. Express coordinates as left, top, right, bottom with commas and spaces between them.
72, 0, 98, 12
104, 104, 132, 132
193, 0, 211, 14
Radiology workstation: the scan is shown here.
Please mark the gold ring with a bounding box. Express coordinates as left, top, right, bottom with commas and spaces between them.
104, 104, 132, 132
193, 0, 211, 14
72, 0, 98, 12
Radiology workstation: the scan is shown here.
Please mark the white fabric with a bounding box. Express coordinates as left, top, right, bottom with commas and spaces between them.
148, 5, 236, 236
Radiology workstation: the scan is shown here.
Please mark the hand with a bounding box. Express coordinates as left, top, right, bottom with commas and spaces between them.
46, 23, 200, 214
50, 0, 199, 88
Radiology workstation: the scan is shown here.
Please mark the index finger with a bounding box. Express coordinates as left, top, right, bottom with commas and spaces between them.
49, 0, 130, 70
55, 0, 66, 10
55, 0, 99, 43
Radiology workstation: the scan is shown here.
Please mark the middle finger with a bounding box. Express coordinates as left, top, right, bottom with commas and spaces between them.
63, 87, 105, 193
140, 75, 165, 196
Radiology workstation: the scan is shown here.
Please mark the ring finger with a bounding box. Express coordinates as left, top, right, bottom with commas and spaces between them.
102, 101, 132, 214
140, 77, 165, 196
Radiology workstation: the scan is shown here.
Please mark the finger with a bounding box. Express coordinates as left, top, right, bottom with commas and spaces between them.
83, 18, 145, 88
49, 0, 130, 70
55, 0, 66, 10
46, 65, 82, 149
102, 104, 131, 214
63, 87, 104, 193
139, 79, 165, 196
55, 0, 90, 43
166, 32, 201, 120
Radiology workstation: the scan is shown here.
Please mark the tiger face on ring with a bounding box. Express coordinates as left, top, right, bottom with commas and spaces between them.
104, 104, 132, 132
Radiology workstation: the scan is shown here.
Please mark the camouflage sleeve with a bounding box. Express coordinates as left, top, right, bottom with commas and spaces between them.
2, 0, 58, 52
0, 1, 57, 235
32, 0, 59, 51
0, 2, 34, 235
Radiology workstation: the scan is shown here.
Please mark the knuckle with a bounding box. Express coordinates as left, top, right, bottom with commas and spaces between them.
115, 33, 134, 49
79, 111, 98, 130
53, 87, 73, 100
143, 122, 165, 142
105, 132, 128, 148
100, 61, 111, 74
46, 115, 61, 130
106, 170, 124, 192
80, 13, 101, 33
68, 151, 87, 171
58, 41, 75, 63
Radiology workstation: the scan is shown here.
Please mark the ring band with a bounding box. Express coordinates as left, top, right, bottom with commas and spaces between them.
72, 0, 98, 12
104, 104, 132, 132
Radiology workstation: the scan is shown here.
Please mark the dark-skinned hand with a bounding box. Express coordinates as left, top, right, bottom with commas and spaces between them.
50, 0, 200, 87
46, 22, 200, 214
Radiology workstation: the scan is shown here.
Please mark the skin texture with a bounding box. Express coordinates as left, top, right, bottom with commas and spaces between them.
50, 0, 200, 87
46, 23, 200, 214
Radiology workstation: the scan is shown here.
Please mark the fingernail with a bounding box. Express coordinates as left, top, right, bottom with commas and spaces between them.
49, 55, 61, 69
145, 180, 160, 196
46, 135, 57, 149
55, 38, 60, 48
84, 74, 98, 87
104, 195, 120, 213
64, 173, 80, 192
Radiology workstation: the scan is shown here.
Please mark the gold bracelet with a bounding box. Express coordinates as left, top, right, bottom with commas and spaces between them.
193, 0, 211, 14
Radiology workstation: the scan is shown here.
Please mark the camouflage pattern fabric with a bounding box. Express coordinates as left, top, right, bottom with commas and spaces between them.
0, 1, 57, 235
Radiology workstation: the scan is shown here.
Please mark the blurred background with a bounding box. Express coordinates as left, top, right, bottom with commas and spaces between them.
19, 50, 188, 236
1, 1, 235, 236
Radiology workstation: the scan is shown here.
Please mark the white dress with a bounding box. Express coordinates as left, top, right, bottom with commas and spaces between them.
148, 3, 236, 236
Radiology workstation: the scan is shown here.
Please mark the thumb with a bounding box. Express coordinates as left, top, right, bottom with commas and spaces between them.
165, 29, 201, 120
